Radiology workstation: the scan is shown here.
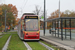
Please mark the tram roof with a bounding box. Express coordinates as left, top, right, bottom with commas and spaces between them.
23, 13, 35, 15
18, 13, 37, 24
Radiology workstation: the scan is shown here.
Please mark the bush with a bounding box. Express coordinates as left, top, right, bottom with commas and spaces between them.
7, 29, 10, 31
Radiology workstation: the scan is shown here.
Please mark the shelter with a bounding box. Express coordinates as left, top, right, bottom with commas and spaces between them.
45, 17, 75, 40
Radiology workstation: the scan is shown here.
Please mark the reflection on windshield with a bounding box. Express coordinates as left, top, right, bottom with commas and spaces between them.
25, 19, 38, 31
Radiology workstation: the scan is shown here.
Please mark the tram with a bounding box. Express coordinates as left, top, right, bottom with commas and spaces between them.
17, 13, 40, 41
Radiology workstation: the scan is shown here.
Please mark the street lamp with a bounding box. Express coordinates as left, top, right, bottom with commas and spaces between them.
5, 10, 6, 32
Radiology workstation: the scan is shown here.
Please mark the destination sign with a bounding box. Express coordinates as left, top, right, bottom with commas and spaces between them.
25, 16, 38, 19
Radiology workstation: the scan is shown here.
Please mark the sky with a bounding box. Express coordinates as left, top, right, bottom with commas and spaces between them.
0, 0, 75, 18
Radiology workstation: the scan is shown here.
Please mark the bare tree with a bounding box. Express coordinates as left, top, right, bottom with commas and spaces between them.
33, 5, 41, 15
33, 5, 47, 20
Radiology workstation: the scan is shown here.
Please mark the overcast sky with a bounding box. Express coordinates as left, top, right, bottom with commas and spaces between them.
0, 0, 75, 18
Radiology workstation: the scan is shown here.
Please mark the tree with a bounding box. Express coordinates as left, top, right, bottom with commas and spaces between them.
48, 9, 75, 28
0, 4, 18, 31
0, 8, 3, 15
61, 10, 75, 17
50, 9, 62, 19
33, 5, 41, 15
16, 18, 20, 25
0, 7, 3, 31
8, 4, 18, 18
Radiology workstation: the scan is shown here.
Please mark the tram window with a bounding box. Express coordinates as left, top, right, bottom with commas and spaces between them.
22, 20, 25, 31
24, 23, 26, 30
25, 19, 38, 31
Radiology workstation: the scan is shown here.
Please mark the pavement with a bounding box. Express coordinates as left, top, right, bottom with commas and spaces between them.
0, 32, 2, 36
40, 30, 75, 50
2, 35, 11, 50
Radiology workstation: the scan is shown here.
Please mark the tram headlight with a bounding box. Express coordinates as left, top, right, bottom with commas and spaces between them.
36, 31, 39, 35
36, 33, 38, 35
37, 31, 39, 33
26, 33, 28, 35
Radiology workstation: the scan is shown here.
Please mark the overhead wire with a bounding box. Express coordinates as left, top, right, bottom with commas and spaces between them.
21, 0, 26, 8
19, 0, 28, 15
23, 0, 28, 10
18, 0, 28, 18
18, 0, 26, 12
20, 0, 28, 14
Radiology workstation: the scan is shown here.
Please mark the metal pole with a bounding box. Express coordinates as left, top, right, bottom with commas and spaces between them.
58, 19, 59, 37
44, 0, 46, 36
1, 16, 2, 31
52, 21, 53, 36
70, 19, 71, 40
61, 19, 63, 40
55, 20, 56, 37
5, 10, 6, 32
59, 0, 60, 18
65, 19, 66, 39
59, 0, 60, 29
11, 20, 13, 30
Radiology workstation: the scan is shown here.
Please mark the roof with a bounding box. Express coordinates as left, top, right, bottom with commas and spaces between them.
23, 13, 35, 15
45, 17, 75, 22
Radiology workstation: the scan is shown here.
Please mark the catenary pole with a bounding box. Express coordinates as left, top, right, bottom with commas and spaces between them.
59, 0, 60, 28
59, 0, 60, 18
44, 0, 46, 36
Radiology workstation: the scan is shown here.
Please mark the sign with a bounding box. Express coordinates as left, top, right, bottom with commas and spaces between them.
41, 16, 44, 19
25, 16, 38, 19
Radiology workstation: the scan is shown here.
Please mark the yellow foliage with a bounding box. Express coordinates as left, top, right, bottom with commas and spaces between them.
0, 8, 2, 10
2, 25, 5, 30
0, 8, 3, 15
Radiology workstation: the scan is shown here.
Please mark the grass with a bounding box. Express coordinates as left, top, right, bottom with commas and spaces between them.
27, 42, 47, 50
0, 32, 2, 34
7, 33, 27, 50
7, 31, 17, 34
0, 34, 11, 50
40, 40, 60, 50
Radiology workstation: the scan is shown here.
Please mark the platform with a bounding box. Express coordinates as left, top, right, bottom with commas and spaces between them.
40, 30, 75, 50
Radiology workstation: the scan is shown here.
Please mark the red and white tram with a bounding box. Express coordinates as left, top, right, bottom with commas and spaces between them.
17, 13, 40, 41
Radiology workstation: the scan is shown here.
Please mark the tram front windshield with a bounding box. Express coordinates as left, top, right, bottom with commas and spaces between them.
25, 19, 38, 31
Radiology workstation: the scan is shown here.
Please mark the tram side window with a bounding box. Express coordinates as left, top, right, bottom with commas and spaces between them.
23, 20, 26, 31
22, 20, 25, 31
24, 23, 26, 30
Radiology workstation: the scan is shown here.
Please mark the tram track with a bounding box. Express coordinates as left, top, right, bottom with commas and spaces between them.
23, 41, 54, 50
1, 33, 54, 50
23, 42, 32, 50
1, 36, 54, 50
39, 41, 54, 50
